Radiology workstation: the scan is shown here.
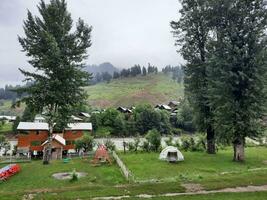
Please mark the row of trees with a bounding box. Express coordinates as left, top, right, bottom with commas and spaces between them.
162, 65, 184, 83
90, 103, 194, 137
172, 0, 267, 161
91, 64, 159, 84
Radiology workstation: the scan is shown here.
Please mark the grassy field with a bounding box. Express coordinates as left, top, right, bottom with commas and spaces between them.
0, 157, 185, 199
119, 147, 267, 189
1, 147, 267, 199
0, 122, 12, 134
85, 73, 183, 108
0, 100, 24, 116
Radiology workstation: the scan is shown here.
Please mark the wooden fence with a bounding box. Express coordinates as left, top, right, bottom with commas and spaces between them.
112, 151, 134, 182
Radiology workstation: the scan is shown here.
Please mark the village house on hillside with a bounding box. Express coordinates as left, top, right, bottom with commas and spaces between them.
16, 122, 92, 159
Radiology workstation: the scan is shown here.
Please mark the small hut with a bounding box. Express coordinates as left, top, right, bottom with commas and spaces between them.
92, 144, 112, 164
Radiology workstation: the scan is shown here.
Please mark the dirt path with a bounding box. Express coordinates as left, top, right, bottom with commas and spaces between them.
92, 184, 267, 200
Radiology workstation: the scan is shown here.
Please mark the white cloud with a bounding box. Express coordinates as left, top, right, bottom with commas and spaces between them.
0, 0, 183, 87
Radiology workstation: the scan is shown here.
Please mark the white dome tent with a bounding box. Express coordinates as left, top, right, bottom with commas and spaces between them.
159, 146, 184, 163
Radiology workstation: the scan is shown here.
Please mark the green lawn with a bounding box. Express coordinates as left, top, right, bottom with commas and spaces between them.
119, 147, 267, 189
85, 73, 183, 108
0, 122, 12, 134
0, 100, 24, 116
1, 147, 267, 199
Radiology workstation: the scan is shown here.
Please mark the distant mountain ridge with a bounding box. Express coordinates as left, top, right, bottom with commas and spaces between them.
85, 62, 119, 75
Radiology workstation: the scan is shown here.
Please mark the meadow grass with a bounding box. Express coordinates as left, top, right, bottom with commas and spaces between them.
85, 73, 183, 108
119, 147, 267, 189
1, 147, 267, 199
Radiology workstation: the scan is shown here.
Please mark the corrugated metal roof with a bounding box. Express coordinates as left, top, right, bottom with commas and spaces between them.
66, 123, 92, 130
79, 112, 91, 118
42, 134, 66, 146
17, 122, 49, 130
17, 122, 92, 131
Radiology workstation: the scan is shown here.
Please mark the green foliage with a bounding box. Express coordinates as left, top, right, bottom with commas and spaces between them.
104, 139, 116, 151
84, 73, 183, 108
127, 142, 135, 152
70, 169, 78, 182
145, 129, 161, 152
17, 0, 92, 131
165, 135, 174, 146
134, 104, 171, 135
75, 135, 94, 152
171, 100, 195, 132
207, 0, 267, 148
12, 116, 21, 132
180, 135, 206, 152
171, 0, 216, 154
141, 140, 150, 152
21, 106, 35, 122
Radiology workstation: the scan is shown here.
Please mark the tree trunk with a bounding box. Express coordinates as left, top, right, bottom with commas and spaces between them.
43, 125, 53, 164
233, 137, 245, 162
206, 125, 216, 154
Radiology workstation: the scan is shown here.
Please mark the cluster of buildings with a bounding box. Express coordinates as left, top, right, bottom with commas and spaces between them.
116, 100, 180, 116
0, 112, 92, 159
1, 100, 181, 159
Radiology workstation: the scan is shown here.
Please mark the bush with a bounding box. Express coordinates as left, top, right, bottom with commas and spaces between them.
165, 135, 174, 146
70, 169, 78, 182
127, 142, 135, 152
145, 129, 161, 152
181, 136, 191, 151
133, 137, 140, 152
171, 128, 183, 135
141, 140, 150, 152
104, 139, 116, 151
180, 135, 206, 152
75, 135, 94, 152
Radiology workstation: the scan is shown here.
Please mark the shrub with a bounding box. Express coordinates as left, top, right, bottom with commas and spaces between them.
165, 135, 174, 146
145, 129, 161, 152
181, 137, 191, 151
133, 137, 140, 152
70, 169, 78, 182
141, 140, 150, 152
127, 142, 135, 152
171, 128, 183, 135
104, 139, 116, 151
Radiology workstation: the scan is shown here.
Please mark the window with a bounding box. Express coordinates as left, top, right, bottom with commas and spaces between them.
31, 141, 41, 146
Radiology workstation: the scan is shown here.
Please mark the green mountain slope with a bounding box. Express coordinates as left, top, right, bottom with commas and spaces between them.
85, 73, 183, 108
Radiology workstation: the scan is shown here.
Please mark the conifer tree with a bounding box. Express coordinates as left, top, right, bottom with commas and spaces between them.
171, 0, 216, 153
17, 0, 92, 164
208, 0, 267, 161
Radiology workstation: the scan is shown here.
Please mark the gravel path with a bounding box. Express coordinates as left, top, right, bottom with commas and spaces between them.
92, 184, 267, 200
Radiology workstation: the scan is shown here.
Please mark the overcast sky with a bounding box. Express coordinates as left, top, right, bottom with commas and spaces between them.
0, 0, 183, 87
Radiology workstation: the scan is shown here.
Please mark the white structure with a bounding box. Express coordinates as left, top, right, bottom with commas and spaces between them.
0, 115, 16, 122
17, 122, 92, 131
79, 112, 91, 118
17, 122, 49, 131
34, 115, 46, 123
0, 136, 18, 156
159, 146, 184, 162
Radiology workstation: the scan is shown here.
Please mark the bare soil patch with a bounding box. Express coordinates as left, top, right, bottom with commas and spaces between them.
52, 172, 87, 180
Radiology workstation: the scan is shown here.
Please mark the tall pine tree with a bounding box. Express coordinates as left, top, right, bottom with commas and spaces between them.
17, 0, 92, 164
171, 0, 216, 153
208, 0, 267, 161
